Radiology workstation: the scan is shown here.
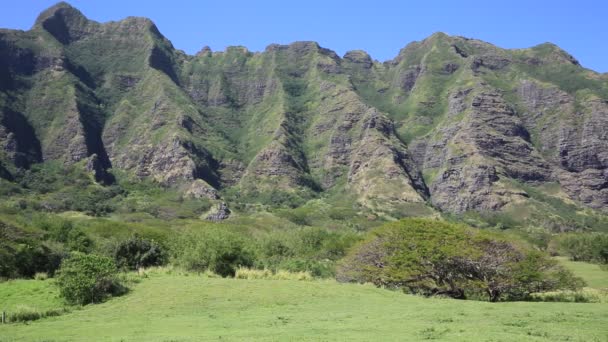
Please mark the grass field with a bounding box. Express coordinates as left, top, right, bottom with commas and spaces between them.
556, 257, 608, 289
0, 279, 63, 313
1, 271, 607, 342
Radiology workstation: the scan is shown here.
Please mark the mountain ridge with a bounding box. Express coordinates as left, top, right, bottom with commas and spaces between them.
1, 2, 607, 224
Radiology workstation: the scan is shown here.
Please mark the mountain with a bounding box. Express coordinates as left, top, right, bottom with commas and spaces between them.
1, 2, 607, 223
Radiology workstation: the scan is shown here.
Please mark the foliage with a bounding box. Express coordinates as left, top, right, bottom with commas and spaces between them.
14, 162, 122, 216
0, 218, 65, 278
4, 162, 213, 220
114, 235, 167, 270
35, 216, 93, 253
55, 252, 124, 305
6, 306, 68, 323
0, 242, 63, 279
171, 228, 255, 277
254, 227, 361, 277
337, 219, 584, 301
225, 188, 312, 209
552, 233, 608, 264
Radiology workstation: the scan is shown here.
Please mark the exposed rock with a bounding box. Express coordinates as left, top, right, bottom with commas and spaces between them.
243, 139, 308, 189
469, 90, 552, 182
218, 160, 245, 186
431, 164, 528, 212
343, 50, 373, 69
471, 55, 511, 72
422, 87, 550, 213
147, 139, 212, 184
452, 44, 469, 58
41, 99, 90, 165
394, 65, 422, 92
2, 131, 17, 156
347, 109, 429, 209
558, 169, 608, 209
205, 202, 231, 221
447, 88, 473, 117
517, 80, 608, 210
442, 62, 460, 74
196, 46, 212, 57
115, 74, 140, 90
185, 179, 219, 200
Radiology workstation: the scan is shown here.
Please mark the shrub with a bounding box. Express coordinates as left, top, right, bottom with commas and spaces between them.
7, 306, 68, 323
114, 235, 166, 270
171, 228, 254, 277
253, 227, 360, 278
277, 258, 334, 278
55, 252, 124, 305
337, 218, 584, 301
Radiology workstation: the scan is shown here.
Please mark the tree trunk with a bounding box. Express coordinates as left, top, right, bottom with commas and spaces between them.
487, 289, 500, 302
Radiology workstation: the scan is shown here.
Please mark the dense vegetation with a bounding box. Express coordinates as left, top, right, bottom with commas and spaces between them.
337, 219, 583, 301
114, 235, 166, 270
1, 162, 606, 305
552, 233, 608, 264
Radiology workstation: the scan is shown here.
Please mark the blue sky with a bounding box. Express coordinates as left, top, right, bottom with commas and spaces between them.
1, 1, 606, 72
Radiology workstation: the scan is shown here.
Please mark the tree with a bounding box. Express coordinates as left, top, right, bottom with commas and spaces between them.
337, 219, 583, 301
553, 233, 608, 264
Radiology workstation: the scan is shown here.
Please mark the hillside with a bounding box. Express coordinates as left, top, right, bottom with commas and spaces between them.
1, 272, 607, 341
0, 2, 607, 227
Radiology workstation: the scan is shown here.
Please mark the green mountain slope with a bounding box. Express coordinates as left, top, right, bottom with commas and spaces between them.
1, 2, 607, 224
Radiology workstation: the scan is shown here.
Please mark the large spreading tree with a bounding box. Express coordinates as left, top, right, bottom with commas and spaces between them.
337, 219, 583, 301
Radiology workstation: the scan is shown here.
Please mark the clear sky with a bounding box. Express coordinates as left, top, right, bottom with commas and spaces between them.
1, 1, 606, 72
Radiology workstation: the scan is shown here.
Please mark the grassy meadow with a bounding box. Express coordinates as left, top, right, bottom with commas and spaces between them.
557, 256, 608, 290
1, 264, 607, 342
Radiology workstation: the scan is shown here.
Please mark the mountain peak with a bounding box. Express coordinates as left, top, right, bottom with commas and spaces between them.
428, 31, 451, 40
529, 42, 580, 66
34, 2, 84, 26
34, 1, 91, 44
343, 50, 373, 67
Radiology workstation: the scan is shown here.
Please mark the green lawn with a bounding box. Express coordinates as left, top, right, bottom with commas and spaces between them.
0, 279, 63, 312
556, 257, 608, 289
1, 273, 607, 341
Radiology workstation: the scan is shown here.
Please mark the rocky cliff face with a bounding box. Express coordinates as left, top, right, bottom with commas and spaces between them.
1, 2, 607, 218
